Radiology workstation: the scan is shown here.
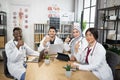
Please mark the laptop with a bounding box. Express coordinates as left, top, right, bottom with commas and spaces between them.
56, 53, 70, 61
48, 44, 64, 54
27, 50, 44, 63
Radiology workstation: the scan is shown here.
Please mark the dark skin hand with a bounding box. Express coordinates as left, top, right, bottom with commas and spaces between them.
16, 37, 24, 49
13, 30, 24, 49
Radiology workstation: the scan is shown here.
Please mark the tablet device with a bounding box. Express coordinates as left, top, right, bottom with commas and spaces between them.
56, 53, 70, 61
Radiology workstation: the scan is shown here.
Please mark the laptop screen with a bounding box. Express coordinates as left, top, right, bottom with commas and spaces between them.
48, 44, 64, 54
27, 50, 44, 63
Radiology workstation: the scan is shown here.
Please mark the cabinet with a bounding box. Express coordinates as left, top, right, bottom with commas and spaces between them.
0, 11, 7, 49
34, 23, 49, 50
97, 5, 120, 46
34, 23, 72, 50
59, 24, 72, 40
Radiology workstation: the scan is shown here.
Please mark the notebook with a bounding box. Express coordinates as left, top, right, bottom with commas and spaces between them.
27, 50, 44, 63
48, 44, 64, 54
56, 53, 70, 61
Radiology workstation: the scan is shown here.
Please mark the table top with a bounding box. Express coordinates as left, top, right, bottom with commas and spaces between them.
25, 57, 99, 80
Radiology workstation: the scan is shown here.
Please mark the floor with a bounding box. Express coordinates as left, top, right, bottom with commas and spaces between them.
0, 60, 12, 80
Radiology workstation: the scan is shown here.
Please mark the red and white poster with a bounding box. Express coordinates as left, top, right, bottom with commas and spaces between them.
48, 4, 60, 18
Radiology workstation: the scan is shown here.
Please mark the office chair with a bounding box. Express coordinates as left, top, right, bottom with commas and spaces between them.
106, 50, 120, 80
2, 51, 14, 79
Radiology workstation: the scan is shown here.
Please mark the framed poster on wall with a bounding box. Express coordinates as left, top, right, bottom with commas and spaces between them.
10, 4, 30, 29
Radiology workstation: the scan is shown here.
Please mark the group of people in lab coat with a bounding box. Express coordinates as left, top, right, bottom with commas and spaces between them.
64, 23, 113, 80
5, 23, 113, 80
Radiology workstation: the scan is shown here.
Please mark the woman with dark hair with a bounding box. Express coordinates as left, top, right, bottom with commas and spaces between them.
71, 28, 113, 80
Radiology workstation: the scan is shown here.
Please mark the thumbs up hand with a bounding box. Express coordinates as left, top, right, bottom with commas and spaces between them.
74, 41, 80, 53
43, 35, 51, 47
16, 36, 24, 49
65, 35, 71, 43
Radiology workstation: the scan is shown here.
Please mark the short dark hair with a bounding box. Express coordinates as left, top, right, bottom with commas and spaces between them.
85, 28, 98, 40
49, 26, 57, 32
13, 27, 22, 32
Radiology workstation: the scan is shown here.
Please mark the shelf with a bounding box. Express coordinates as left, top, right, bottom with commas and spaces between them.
59, 33, 72, 34
97, 28, 115, 30
106, 39, 120, 44
34, 33, 47, 34
0, 36, 5, 48
0, 26, 4, 30
0, 11, 6, 49
34, 42, 40, 44
61, 24, 72, 26
99, 5, 120, 11
0, 11, 7, 25
97, 5, 120, 46
104, 19, 120, 22
0, 34, 5, 36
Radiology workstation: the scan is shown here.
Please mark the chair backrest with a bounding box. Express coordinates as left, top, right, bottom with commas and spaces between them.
106, 50, 120, 79
2, 51, 14, 79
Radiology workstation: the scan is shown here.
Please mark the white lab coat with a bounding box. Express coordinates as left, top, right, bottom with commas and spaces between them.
64, 37, 88, 62
38, 35, 63, 52
74, 42, 113, 80
5, 39, 40, 80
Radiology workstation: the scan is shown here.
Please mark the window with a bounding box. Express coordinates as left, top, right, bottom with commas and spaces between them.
82, 0, 97, 34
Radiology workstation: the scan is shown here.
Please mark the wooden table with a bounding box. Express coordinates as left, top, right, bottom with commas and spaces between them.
25, 58, 99, 80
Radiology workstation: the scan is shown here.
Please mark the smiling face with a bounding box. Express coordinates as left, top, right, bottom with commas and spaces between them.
48, 28, 56, 38
85, 31, 96, 44
72, 29, 80, 38
13, 30, 22, 41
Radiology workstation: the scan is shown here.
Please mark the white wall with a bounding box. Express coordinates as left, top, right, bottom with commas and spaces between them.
0, 0, 8, 11
6, 0, 74, 49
